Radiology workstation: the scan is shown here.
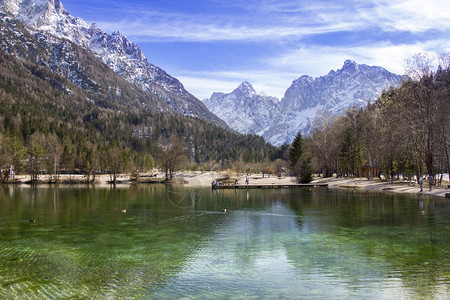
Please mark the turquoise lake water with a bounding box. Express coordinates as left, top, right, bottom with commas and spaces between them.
0, 184, 449, 299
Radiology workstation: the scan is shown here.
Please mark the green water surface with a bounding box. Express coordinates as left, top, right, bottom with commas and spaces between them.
0, 184, 449, 299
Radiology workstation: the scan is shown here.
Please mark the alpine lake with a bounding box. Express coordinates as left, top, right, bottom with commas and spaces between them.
0, 183, 449, 299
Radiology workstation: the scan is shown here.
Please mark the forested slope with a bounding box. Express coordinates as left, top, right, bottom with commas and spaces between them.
0, 48, 277, 179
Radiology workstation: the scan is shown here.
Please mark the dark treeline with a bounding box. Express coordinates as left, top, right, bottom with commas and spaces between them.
308, 57, 449, 184
0, 49, 280, 182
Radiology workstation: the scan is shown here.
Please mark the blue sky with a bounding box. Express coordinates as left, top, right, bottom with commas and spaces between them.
62, 0, 449, 100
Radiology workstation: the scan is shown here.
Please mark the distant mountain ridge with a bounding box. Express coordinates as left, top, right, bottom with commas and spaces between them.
0, 0, 227, 127
204, 60, 404, 145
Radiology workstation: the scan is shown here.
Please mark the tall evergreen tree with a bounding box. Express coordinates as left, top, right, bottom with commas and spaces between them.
0, 133, 11, 182
289, 132, 304, 170
289, 131, 313, 183
298, 156, 313, 183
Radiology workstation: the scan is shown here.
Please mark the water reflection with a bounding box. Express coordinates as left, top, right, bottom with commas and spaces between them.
0, 185, 448, 299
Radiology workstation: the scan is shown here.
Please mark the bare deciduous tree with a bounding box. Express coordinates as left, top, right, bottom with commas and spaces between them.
45, 133, 63, 182
309, 110, 340, 177
159, 136, 188, 181
26, 132, 47, 182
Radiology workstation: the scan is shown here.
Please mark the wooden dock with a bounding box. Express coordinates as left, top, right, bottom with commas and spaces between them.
212, 183, 328, 189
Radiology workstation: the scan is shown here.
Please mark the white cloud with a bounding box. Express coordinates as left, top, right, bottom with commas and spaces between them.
93, 0, 449, 43
370, 0, 450, 32
97, 18, 359, 43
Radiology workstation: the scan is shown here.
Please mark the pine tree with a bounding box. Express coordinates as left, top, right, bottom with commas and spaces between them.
298, 156, 313, 183
289, 131, 313, 183
289, 132, 304, 170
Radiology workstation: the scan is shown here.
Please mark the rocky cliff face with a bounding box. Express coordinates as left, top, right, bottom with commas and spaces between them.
204, 81, 279, 136
280, 60, 403, 113
0, 0, 227, 127
205, 61, 404, 145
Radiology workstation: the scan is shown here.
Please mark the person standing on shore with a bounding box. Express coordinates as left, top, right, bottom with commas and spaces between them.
419, 176, 423, 192
427, 175, 433, 191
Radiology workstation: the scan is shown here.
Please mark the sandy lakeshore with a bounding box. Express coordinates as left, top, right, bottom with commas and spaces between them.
9, 172, 449, 198
175, 172, 449, 198
313, 176, 449, 198
173, 172, 449, 198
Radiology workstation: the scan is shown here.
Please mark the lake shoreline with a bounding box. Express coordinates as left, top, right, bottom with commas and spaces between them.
3, 172, 449, 198
314, 176, 449, 198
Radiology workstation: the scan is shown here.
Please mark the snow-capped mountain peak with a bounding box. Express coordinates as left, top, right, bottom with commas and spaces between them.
342, 59, 357, 69
2, 0, 70, 30
204, 82, 279, 135
234, 81, 256, 96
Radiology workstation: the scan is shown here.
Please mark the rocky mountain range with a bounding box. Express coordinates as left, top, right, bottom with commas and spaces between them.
0, 0, 226, 127
205, 60, 404, 145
